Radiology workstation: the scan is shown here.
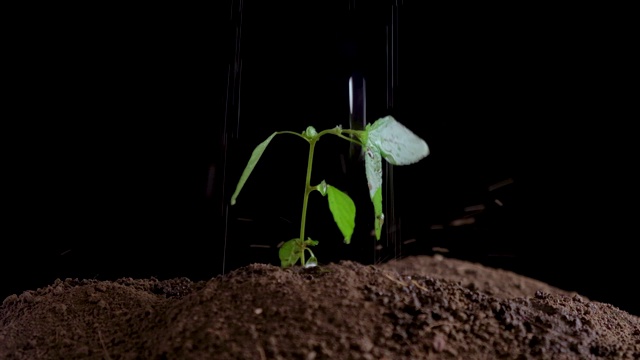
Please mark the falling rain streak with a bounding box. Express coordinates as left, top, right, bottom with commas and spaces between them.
464, 204, 486, 212
450, 217, 476, 227
379, 1, 402, 264
222, 0, 244, 274
489, 178, 514, 191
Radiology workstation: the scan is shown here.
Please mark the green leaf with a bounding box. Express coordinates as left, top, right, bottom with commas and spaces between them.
362, 116, 428, 240
372, 187, 383, 240
230, 132, 278, 205
364, 145, 382, 199
367, 116, 429, 165
327, 185, 356, 244
279, 239, 303, 268
364, 145, 384, 240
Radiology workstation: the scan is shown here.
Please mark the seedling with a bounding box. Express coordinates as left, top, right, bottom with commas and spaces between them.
231, 116, 429, 268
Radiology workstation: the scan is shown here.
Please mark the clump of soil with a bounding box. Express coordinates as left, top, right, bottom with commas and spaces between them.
1, 255, 639, 359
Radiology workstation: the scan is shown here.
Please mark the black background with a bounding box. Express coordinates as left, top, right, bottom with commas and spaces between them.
4, 2, 637, 316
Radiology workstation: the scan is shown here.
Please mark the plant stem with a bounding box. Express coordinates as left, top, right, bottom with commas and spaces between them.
285, 127, 362, 267
318, 128, 364, 145
298, 138, 317, 267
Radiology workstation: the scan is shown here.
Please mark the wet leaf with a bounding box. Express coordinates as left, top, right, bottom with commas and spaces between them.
364, 145, 382, 199
363, 116, 429, 240
367, 116, 429, 165
364, 145, 383, 240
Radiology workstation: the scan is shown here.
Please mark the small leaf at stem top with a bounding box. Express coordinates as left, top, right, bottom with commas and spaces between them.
304, 238, 319, 246
230, 132, 278, 205
304, 126, 318, 139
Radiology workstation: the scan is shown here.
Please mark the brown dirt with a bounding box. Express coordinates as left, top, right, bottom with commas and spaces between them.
1, 255, 639, 359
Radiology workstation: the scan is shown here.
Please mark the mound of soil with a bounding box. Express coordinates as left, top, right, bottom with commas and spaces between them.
1, 255, 638, 359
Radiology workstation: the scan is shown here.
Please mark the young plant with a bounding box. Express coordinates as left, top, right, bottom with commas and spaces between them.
231, 116, 429, 268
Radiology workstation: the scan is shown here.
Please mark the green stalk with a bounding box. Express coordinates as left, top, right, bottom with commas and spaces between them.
298, 138, 317, 266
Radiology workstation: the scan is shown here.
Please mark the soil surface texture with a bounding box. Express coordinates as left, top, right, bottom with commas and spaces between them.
2, 255, 639, 359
